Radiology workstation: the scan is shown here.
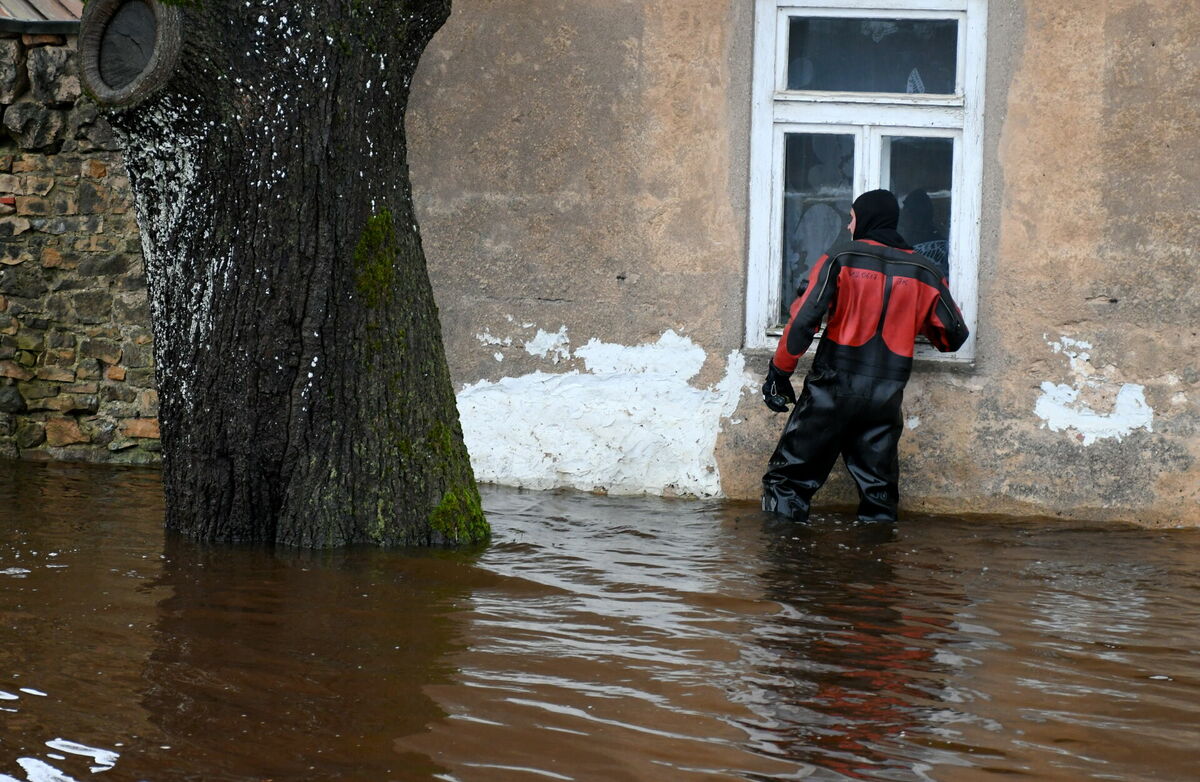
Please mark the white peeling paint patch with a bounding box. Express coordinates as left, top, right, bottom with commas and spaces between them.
523, 326, 571, 363
1034, 335, 1154, 446
475, 330, 512, 347
457, 330, 753, 497
905, 416, 921, 430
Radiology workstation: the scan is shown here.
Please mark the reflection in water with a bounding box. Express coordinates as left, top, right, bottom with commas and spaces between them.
3, 461, 1200, 781
130, 539, 473, 780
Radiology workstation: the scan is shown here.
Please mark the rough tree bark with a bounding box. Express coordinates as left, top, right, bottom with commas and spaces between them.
76, 0, 488, 547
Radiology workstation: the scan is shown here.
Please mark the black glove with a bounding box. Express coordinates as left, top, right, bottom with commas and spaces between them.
762, 362, 796, 413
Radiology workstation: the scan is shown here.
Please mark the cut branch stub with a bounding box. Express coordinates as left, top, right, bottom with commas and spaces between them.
78, 0, 183, 108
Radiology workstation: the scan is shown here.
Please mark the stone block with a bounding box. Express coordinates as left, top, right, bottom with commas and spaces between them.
45, 248, 81, 270
0, 216, 31, 236
0, 384, 26, 412
14, 420, 45, 448
51, 153, 80, 178
80, 116, 119, 152
82, 417, 116, 446
100, 381, 136, 405
16, 195, 51, 215
0, 359, 34, 381
19, 380, 58, 400
136, 389, 158, 416
79, 339, 120, 364
3, 100, 66, 150
82, 325, 119, 339
45, 417, 87, 446
117, 273, 146, 292
0, 410, 10, 436
77, 181, 109, 214
0, 314, 14, 335
50, 192, 77, 215
43, 394, 98, 413
71, 291, 113, 323
0, 440, 16, 459
78, 253, 129, 277
0, 263, 49, 298
51, 275, 88, 292
75, 359, 101, 380
20, 35, 65, 47
125, 368, 156, 389
0, 38, 27, 103
45, 348, 75, 365
29, 214, 102, 235
128, 327, 152, 345
27, 46, 80, 105
23, 175, 54, 196
34, 365, 73, 382
0, 173, 19, 193
113, 292, 149, 323
73, 234, 121, 253
63, 381, 97, 394
45, 331, 74, 350
14, 350, 35, 367
121, 417, 159, 439
104, 365, 126, 382
81, 159, 107, 179
121, 340, 153, 369
14, 328, 44, 351
10, 156, 39, 173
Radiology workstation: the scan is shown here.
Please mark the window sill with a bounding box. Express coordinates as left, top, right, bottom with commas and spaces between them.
742, 342, 977, 375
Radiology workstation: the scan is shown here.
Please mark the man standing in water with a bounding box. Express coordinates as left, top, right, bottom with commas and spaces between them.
760, 189, 969, 523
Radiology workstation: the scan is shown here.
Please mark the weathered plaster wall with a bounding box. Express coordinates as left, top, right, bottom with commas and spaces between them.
409, 0, 758, 496
953, 0, 1199, 524
411, 0, 1200, 525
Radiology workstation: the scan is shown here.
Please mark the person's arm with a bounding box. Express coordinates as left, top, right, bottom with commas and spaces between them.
762, 253, 839, 412
921, 276, 969, 352
773, 253, 839, 372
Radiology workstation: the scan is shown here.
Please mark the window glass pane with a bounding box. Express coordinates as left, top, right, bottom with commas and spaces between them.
885, 136, 954, 279
780, 132, 854, 324
787, 17, 958, 94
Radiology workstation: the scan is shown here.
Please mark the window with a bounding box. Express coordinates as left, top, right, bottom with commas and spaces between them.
745, 0, 986, 360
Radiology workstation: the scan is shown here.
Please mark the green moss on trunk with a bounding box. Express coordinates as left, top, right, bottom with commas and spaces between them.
430, 484, 489, 545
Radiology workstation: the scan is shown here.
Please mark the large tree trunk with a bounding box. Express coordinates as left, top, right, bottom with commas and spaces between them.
77, 0, 487, 547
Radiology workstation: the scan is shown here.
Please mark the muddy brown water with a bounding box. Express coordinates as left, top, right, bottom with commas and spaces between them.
2, 461, 1199, 781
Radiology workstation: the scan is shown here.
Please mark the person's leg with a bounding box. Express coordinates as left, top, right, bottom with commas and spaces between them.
762, 377, 844, 522
841, 401, 903, 522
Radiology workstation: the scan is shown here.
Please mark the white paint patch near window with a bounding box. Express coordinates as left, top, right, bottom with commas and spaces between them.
1034, 335, 1154, 446
457, 330, 753, 497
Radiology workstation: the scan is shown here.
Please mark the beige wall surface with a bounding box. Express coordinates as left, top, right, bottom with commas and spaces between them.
409, 0, 1199, 525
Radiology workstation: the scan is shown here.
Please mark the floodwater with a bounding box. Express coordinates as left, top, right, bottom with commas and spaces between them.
2, 462, 1199, 781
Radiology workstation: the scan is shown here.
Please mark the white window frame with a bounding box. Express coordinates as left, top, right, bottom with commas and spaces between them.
745, 0, 986, 361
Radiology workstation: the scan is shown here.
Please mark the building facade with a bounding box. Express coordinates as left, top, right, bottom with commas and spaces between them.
2, 0, 1198, 525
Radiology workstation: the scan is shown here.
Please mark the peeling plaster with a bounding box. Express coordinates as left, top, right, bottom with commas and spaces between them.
523, 326, 571, 363
1034, 335, 1154, 446
456, 329, 753, 497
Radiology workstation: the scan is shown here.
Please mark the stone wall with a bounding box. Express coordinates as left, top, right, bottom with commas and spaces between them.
0, 31, 158, 464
